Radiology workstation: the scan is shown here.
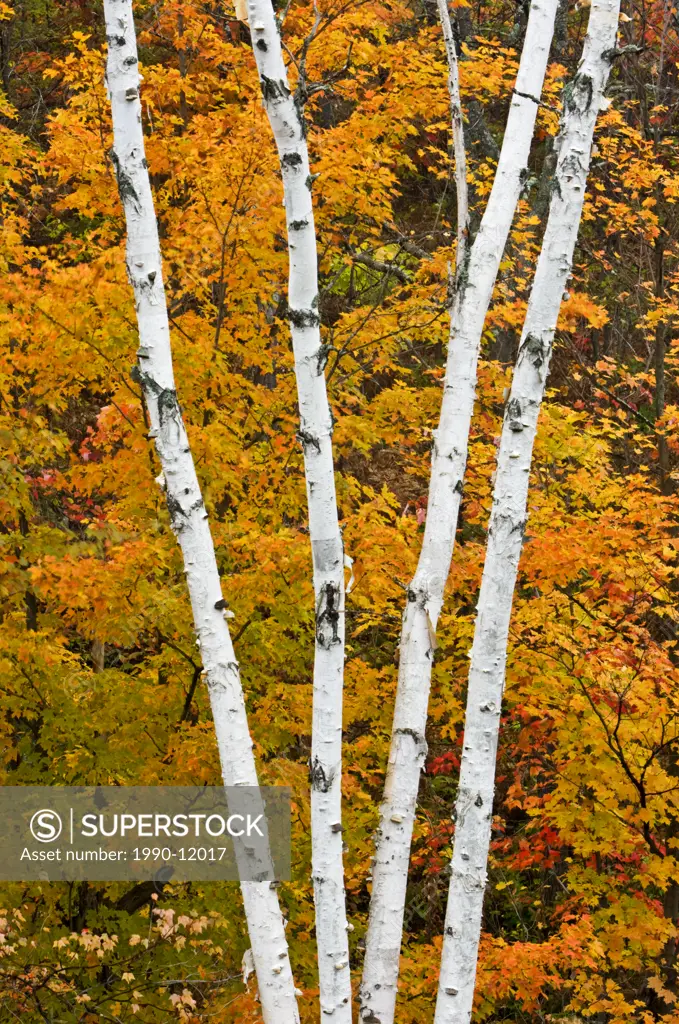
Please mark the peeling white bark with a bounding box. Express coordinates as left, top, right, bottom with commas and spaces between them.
103, 5, 300, 1021
359, 3, 558, 1021
244, 2, 352, 1020
434, 3, 621, 1021
435, 0, 469, 274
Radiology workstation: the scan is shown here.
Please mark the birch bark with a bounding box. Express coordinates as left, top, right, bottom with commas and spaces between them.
243, 1, 352, 1019
435, 0, 469, 274
434, 3, 621, 1020
359, 3, 558, 1021
103, 4, 300, 1021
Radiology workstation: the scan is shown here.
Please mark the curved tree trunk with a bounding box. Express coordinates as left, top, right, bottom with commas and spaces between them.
242, 1, 352, 1018
103, 4, 300, 1021
434, 2, 621, 1020
358, 3, 558, 1021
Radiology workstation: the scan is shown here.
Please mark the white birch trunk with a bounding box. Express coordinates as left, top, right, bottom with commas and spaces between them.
103, 5, 300, 1021
359, 3, 558, 1020
434, 2, 621, 1020
435, 0, 469, 274
244, 2, 352, 1019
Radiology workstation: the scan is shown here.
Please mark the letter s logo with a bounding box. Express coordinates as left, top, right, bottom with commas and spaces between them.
30, 809, 63, 843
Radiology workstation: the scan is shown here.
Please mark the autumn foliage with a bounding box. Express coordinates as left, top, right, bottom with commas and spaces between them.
1, 0, 679, 1019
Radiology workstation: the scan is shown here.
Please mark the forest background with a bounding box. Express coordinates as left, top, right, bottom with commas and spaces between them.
1, 0, 679, 1020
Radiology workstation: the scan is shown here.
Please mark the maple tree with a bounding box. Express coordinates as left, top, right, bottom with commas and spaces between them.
1, 0, 678, 1021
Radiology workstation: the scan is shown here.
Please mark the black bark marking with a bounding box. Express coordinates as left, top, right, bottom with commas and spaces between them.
297, 429, 321, 453
521, 333, 546, 369
506, 397, 524, 431
289, 218, 309, 231
561, 150, 585, 180
256, 39, 268, 51
214, 599, 228, 610
282, 151, 303, 168
261, 75, 290, 103
293, 91, 307, 138
165, 493, 203, 533
452, 244, 471, 303
157, 387, 181, 435
130, 365, 158, 392
564, 72, 593, 113
310, 756, 335, 793
166, 494, 185, 531
395, 727, 425, 745
395, 725, 429, 761
316, 581, 341, 649
288, 307, 320, 329
109, 149, 141, 214
130, 368, 184, 443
